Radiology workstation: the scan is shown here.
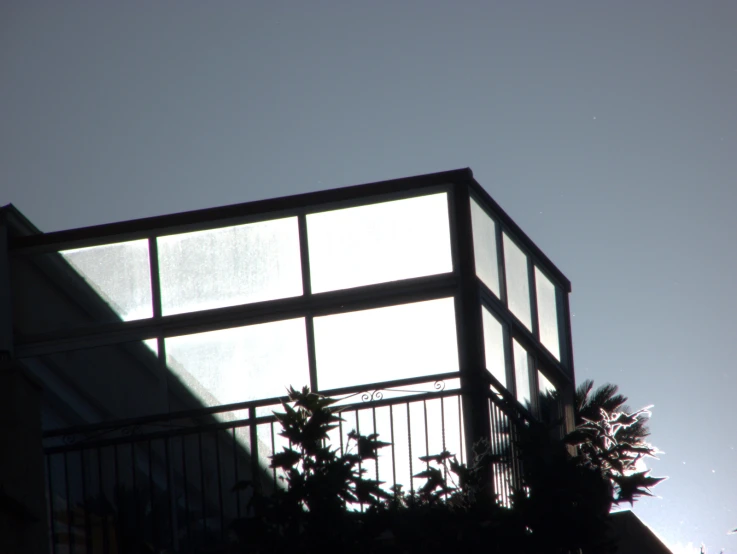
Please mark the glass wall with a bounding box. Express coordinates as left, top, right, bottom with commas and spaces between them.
470, 193, 570, 410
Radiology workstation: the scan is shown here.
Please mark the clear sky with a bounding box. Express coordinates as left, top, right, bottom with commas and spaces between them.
2, 2, 736, 551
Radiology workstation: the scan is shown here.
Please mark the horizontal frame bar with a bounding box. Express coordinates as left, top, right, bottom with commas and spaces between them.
17, 273, 457, 358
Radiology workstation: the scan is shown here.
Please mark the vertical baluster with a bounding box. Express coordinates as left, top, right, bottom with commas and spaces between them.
80, 450, 91, 554
131, 443, 140, 547
97, 447, 109, 554
47, 455, 58, 554
232, 427, 241, 518
389, 405, 396, 495
181, 436, 191, 548
406, 403, 413, 495
113, 445, 121, 554
164, 437, 176, 553
148, 440, 156, 551
198, 432, 207, 541
214, 431, 224, 542
64, 452, 74, 554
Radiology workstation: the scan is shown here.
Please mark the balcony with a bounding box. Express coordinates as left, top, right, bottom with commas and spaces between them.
4, 168, 575, 553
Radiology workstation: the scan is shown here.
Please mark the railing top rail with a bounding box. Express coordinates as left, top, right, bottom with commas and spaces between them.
43, 371, 460, 439
44, 384, 464, 453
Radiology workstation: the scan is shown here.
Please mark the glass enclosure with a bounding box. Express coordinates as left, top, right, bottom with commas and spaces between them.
5, 170, 574, 550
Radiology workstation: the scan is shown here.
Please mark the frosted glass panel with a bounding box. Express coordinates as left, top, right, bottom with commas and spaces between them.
165, 318, 309, 407
471, 198, 500, 296
61, 240, 153, 321
482, 307, 506, 388
314, 298, 458, 390
535, 267, 560, 360
513, 339, 531, 407
503, 234, 532, 330
158, 217, 302, 316
307, 193, 452, 293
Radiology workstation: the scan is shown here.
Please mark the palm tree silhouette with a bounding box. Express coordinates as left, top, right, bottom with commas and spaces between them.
574, 379, 650, 445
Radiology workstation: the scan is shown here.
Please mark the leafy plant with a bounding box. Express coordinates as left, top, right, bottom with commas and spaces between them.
228, 386, 393, 552
565, 381, 664, 505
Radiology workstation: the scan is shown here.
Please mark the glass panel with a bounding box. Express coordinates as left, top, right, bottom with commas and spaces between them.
482, 306, 506, 389
314, 297, 458, 390
158, 217, 302, 316
471, 198, 500, 296
165, 318, 309, 408
307, 193, 452, 293
538, 370, 559, 425
61, 240, 153, 321
513, 339, 531, 408
535, 267, 561, 360
503, 233, 532, 330
11, 243, 153, 337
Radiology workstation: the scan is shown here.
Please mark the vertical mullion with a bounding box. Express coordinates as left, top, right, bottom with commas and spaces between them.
298, 214, 319, 393
148, 236, 163, 319
526, 256, 540, 414
148, 236, 169, 415
495, 224, 508, 306
527, 260, 540, 340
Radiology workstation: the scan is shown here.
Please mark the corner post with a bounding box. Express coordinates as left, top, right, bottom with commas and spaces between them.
0, 210, 13, 359
450, 182, 493, 496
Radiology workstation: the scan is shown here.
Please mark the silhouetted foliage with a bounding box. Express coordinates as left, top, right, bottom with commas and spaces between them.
567, 380, 664, 505
224, 385, 663, 553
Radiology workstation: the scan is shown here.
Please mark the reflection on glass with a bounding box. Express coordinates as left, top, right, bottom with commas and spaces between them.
482, 307, 506, 388
314, 298, 458, 390
61, 240, 153, 321
535, 267, 560, 360
307, 193, 452, 293
471, 198, 500, 296
157, 218, 302, 316
513, 339, 531, 407
503, 233, 532, 330
165, 318, 309, 407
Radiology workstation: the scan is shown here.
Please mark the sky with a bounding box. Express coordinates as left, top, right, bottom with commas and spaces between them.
2, 1, 736, 551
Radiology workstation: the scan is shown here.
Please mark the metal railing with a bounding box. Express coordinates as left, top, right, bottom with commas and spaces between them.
43, 373, 531, 554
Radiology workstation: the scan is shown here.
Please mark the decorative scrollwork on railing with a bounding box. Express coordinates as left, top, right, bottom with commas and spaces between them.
62, 434, 79, 445
120, 425, 143, 438
359, 379, 450, 404
361, 390, 385, 403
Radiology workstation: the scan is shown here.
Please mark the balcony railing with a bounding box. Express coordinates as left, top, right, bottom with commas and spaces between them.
42, 372, 534, 554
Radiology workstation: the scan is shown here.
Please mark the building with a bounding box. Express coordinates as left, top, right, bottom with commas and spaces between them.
1, 168, 576, 553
